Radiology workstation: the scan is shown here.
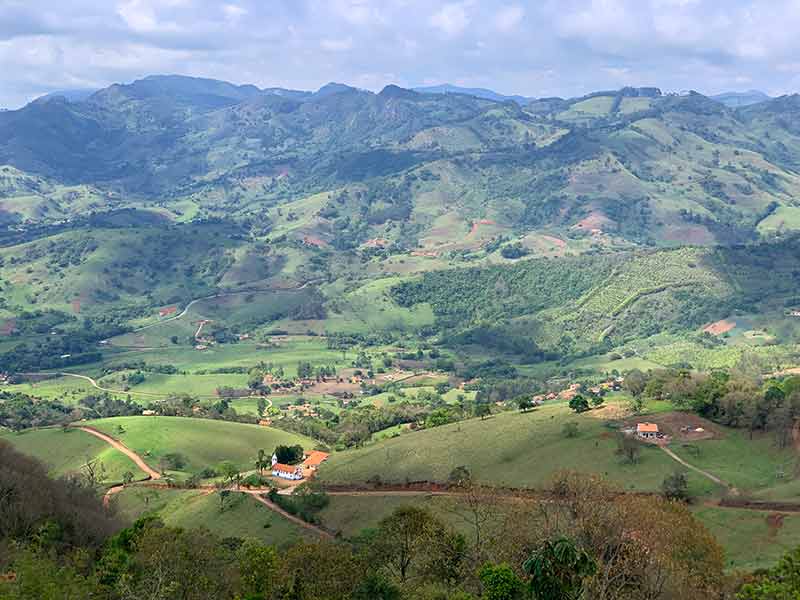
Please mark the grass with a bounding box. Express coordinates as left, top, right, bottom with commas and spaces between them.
670, 429, 796, 493
88, 416, 315, 476
692, 505, 800, 572
113, 486, 311, 547
0, 427, 146, 484
319, 401, 714, 496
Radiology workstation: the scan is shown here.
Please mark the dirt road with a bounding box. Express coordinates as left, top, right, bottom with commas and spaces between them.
660, 446, 733, 491
244, 491, 333, 539
77, 426, 161, 480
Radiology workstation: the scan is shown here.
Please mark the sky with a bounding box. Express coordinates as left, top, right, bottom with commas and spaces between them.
2, 0, 800, 108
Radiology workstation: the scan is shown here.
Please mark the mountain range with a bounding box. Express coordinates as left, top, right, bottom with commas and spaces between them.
1, 74, 796, 251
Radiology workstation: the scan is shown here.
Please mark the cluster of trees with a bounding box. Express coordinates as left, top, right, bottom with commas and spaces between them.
0, 392, 141, 431
633, 367, 800, 447
1, 448, 744, 600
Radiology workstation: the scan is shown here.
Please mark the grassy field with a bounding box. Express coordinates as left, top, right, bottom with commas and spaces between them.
88, 416, 315, 476
113, 486, 311, 547
692, 505, 800, 571
0, 427, 146, 484
319, 401, 715, 496
670, 429, 796, 494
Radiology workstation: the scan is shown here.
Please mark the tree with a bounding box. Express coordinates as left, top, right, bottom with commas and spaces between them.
590, 395, 604, 408
475, 403, 491, 420
569, 395, 590, 413
523, 537, 596, 600
479, 563, 525, 600
627, 394, 645, 415
616, 433, 642, 464
237, 539, 278, 599
257, 397, 267, 416
661, 470, 690, 501
562, 422, 579, 438
624, 369, 647, 398
448, 466, 472, 487
255, 449, 268, 475
122, 471, 134, 485
371, 506, 445, 582
274, 445, 304, 464
738, 545, 800, 600
517, 397, 535, 413
82, 456, 106, 488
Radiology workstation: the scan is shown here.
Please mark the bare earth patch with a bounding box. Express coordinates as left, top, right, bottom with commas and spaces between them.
624, 411, 722, 442
703, 319, 736, 336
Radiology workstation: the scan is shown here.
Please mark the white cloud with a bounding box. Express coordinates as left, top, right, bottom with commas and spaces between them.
321, 37, 353, 51
493, 5, 524, 31
429, 3, 470, 37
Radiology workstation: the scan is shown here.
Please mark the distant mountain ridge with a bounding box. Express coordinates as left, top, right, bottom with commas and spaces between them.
710, 90, 772, 107
412, 83, 533, 104
4, 74, 800, 250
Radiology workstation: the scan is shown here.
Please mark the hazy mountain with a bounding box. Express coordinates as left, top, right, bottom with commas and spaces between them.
413, 83, 532, 104
711, 90, 771, 107
36, 89, 97, 103
3, 77, 800, 248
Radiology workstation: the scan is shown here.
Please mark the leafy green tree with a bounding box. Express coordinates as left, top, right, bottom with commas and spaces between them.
523, 537, 596, 600
624, 369, 647, 398
479, 563, 525, 600
475, 403, 491, 420
371, 506, 446, 583
568, 395, 590, 413
274, 444, 304, 464
237, 539, 278, 599
661, 470, 690, 501
738, 545, 800, 600
122, 471, 134, 485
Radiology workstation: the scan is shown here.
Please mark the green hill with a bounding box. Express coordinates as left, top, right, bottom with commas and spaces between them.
88, 416, 315, 477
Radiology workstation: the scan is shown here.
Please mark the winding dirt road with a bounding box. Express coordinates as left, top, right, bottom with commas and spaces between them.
77, 426, 161, 480
660, 446, 734, 492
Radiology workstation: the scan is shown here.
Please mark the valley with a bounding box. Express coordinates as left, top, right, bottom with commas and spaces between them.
4, 76, 800, 595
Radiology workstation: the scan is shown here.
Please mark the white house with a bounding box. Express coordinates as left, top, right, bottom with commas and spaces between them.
271, 453, 304, 481
636, 422, 659, 439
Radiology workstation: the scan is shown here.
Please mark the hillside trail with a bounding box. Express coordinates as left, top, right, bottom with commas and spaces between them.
660, 446, 738, 495
80, 427, 331, 537
244, 491, 333, 539
128, 279, 324, 334
76, 426, 162, 480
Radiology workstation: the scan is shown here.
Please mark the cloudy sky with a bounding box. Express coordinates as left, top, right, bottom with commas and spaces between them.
2, 0, 800, 108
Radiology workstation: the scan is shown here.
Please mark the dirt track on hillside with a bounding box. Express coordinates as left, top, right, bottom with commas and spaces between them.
77, 426, 161, 480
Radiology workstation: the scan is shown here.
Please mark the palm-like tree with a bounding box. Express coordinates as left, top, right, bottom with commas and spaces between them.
523, 537, 596, 600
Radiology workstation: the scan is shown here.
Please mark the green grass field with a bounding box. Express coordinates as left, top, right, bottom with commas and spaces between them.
113, 486, 311, 547
319, 402, 715, 496
88, 416, 315, 476
692, 505, 800, 571
0, 427, 146, 484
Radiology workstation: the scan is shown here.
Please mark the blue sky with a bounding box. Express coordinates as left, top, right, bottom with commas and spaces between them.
2, 0, 800, 107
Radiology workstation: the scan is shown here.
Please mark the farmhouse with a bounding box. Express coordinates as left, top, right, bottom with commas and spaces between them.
302, 450, 330, 471
258, 418, 273, 427
271, 454, 303, 480
636, 422, 659, 439
159, 306, 177, 317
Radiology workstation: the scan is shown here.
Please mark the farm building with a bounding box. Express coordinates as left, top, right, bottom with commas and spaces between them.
258, 418, 273, 427
271, 454, 304, 481
302, 451, 330, 471
636, 423, 659, 439
159, 306, 177, 317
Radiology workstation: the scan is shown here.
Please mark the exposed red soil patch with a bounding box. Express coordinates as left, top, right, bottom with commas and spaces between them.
661, 224, 714, 245
71, 299, 81, 314
302, 235, 328, 248
159, 305, 178, 317
574, 212, 612, 231
703, 319, 736, 336
540, 235, 567, 249
767, 513, 785, 536
0, 319, 16, 335
469, 219, 496, 235
410, 250, 439, 257
363, 238, 389, 248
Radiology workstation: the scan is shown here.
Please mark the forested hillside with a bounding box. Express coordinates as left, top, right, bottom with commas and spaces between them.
4, 77, 800, 250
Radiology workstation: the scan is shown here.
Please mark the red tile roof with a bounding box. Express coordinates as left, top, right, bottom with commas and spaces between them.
303, 451, 330, 467
637, 422, 659, 433
273, 463, 300, 474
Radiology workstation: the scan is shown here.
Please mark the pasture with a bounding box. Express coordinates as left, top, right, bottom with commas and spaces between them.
113, 487, 311, 546
0, 427, 146, 484
88, 416, 314, 476
318, 401, 716, 496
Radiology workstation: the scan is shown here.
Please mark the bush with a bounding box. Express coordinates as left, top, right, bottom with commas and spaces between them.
562, 422, 579, 438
